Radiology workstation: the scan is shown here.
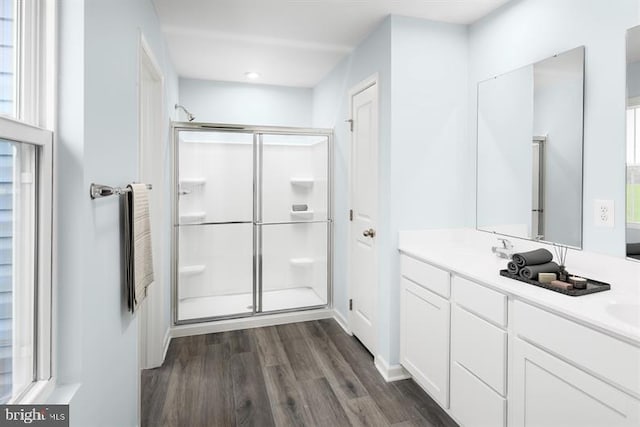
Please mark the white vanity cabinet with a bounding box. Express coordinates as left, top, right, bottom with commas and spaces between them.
400, 255, 451, 408
510, 301, 640, 427
450, 276, 508, 427
397, 248, 640, 427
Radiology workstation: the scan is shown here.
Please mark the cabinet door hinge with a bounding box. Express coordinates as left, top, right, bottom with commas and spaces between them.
349, 209, 353, 221
349, 299, 353, 311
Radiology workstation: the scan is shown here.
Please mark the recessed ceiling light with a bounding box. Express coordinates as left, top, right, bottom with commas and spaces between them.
245, 71, 261, 80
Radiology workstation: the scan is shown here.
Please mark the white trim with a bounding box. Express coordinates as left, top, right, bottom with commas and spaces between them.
170, 309, 333, 338
374, 355, 411, 382
137, 31, 166, 369
15, 379, 56, 404
162, 327, 171, 363
0, 116, 54, 402
332, 309, 351, 335
347, 73, 379, 356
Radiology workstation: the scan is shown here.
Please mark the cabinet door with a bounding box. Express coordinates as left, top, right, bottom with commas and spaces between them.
400, 277, 450, 408
510, 338, 640, 427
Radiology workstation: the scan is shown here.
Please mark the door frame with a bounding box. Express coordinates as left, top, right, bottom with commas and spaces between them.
170, 123, 334, 326
347, 73, 379, 354
137, 33, 166, 371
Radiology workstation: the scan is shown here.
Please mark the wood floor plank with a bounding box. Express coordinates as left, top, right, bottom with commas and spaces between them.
142, 319, 459, 427
159, 351, 205, 426
253, 326, 289, 367
317, 317, 347, 336
301, 322, 368, 400
141, 366, 171, 427
223, 329, 256, 354
263, 364, 314, 426
299, 377, 352, 427
231, 351, 276, 427
329, 333, 424, 424
343, 396, 390, 427
199, 343, 236, 426
281, 338, 324, 381
394, 379, 457, 427
276, 322, 304, 341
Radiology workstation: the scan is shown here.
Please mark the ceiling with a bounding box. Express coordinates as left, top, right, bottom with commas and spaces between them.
153, 0, 512, 88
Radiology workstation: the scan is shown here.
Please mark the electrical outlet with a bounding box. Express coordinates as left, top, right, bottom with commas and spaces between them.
594, 199, 614, 227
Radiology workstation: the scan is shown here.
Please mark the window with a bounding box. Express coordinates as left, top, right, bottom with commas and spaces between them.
627, 104, 640, 224
0, 0, 16, 117
0, 0, 54, 403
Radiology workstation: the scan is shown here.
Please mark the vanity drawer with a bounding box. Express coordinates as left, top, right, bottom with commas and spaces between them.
514, 301, 640, 396
452, 305, 507, 396
453, 276, 507, 327
401, 255, 450, 298
450, 361, 506, 427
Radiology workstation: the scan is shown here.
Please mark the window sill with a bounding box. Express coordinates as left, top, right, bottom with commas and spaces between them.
13, 379, 56, 404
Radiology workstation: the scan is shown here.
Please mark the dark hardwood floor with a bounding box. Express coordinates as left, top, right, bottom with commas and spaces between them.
141, 319, 458, 427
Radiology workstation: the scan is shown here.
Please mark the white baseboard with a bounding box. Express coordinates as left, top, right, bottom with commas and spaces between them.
161, 327, 171, 363
374, 355, 411, 382
332, 309, 351, 335
170, 308, 333, 338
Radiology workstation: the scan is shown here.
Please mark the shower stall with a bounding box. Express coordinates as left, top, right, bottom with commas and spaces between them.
171, 123, 332, 324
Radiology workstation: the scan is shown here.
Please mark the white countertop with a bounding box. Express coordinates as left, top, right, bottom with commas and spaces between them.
398, 228, 640, 345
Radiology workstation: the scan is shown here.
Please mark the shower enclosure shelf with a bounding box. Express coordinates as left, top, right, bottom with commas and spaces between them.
290, 210, 314, 219
289, 258, 314, 267
179, 178, 206, 186
290, 177, 315, 187
179, 212, 206, 223
179, 265, 206, 276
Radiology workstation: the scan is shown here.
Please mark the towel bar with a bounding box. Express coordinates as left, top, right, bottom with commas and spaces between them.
90, 183, 152, 199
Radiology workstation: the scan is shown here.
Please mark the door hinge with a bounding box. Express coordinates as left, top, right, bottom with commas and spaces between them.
349, 209, 353, 221
349, 299, 353, 311
345, 119, 353, 132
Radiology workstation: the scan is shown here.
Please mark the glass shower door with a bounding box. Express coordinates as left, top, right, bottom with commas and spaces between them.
175, 130, 255, 322
258, 133, 330, 312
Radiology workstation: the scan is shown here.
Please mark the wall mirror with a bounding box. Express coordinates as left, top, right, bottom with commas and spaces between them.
476, 46, 585, 248
626, 26, 640, 261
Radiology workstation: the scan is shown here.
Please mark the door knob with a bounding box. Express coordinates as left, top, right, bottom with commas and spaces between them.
363, 228, 376, 238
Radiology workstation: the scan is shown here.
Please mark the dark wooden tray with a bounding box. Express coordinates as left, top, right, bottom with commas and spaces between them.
499, 269, 611, 296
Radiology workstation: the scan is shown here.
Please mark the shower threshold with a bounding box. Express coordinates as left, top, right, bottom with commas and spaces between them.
178, 287, 325, 321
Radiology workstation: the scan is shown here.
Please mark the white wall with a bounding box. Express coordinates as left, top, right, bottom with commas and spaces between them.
313, 15, 469, 366
312, 17, 392, 357
469, 0, 639, 257
56, 0, 178, 425
387, 16, 469, 364
179, 78, 312, 126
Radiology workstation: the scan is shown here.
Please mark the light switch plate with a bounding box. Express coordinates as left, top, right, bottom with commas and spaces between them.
594, 199, 614, 227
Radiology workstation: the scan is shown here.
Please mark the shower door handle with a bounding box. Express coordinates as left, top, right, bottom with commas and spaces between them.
363, 228, 376, 238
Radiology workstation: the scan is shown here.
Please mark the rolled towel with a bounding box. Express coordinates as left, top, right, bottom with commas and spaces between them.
519, 262, 560, 281
512, 248, 553, 268
627, 242, 640, 256
507, 261, 520, 275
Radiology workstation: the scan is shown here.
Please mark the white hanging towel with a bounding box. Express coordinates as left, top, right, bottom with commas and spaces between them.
125, 183, 154, 312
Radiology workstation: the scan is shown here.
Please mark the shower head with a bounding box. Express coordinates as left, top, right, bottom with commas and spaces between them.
175, 104, 195, 122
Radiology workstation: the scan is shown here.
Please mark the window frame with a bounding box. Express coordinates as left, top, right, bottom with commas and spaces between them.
626, 98, 640, 227
0, 115, 53, 403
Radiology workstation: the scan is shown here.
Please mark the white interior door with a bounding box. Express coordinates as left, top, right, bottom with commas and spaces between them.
138, 38, 165, 370
349, 79, 378, 355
